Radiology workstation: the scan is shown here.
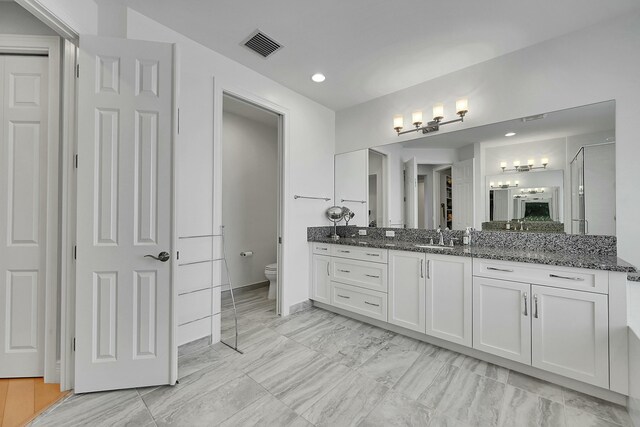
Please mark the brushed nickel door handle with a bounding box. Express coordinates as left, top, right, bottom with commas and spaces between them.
145, 251, 170, 262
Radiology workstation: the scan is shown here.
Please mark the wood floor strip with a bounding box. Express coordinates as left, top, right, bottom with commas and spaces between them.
0, 379, 9, 424
2, 378, 35, 427
34, 378, 63, 413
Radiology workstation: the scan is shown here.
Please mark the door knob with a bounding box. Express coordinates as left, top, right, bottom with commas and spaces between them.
145, 251, 171, 262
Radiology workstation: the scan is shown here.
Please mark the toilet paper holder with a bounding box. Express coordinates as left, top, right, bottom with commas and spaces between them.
240, 251, 253, 257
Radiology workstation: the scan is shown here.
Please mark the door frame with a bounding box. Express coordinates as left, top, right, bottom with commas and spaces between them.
0, 34, 61, 383
215, 83, 290, 316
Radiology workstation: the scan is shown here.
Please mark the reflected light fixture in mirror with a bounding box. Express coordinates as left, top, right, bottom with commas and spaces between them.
501, 158, 549, 172
393, 98, 468, 135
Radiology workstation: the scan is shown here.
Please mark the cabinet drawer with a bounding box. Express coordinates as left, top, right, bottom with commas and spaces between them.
473, 259, 608, 294
331, 258, 388, 292
331, 282, 387, 321
311, 242, 331, 255
331, 245, 388, 263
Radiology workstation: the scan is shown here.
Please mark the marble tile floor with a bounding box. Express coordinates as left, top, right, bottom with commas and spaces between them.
32, 286, 632, 426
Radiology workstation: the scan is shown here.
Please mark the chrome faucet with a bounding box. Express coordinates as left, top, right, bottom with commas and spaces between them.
436, 227, 444, 246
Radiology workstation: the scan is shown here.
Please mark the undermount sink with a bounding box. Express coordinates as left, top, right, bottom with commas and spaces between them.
414, 244, 455, 250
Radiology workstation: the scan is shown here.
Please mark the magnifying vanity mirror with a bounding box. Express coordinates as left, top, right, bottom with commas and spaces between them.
334, 100, 615, 235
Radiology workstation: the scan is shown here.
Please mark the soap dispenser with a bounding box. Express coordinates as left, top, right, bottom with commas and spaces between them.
463, 227, 471, 245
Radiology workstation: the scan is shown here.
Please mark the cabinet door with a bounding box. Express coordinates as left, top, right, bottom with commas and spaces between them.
473, 278, 531, 364
311, 255, 331, 304
531, 285, 609, 388
388, 251, 425, 332
425, 255, 472, 346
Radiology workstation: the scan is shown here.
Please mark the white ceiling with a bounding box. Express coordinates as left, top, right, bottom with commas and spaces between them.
399, 101, 615, 150
125, 0, 639, 111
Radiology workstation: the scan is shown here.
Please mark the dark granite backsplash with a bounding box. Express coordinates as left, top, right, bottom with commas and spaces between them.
307, 226, 617, 256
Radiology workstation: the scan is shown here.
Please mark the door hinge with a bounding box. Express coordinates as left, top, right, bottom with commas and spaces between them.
76, 64, 79, 78
73, 338, 76, 351
176, 251, 180, 260
74, 154, 78, 169
177, 108, 180, 134
73, 245, 77, 260
278, 237, 282, 244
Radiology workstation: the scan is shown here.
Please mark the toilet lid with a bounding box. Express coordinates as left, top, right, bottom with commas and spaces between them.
265, 263, 277, 271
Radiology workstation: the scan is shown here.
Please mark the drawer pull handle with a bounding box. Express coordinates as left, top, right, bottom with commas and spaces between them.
338, 250, 351, 253
420, 259, 424, 279
365, 274, 380, 278
337, 294, 350, 299
317, 247, 328, 251
366, 253, 380, 257
534, 294, 539, 319
326, 263, 330, 276
364, 301, 380, 307
487, 267, 514, 273
523, 292, 528, 316
338, 269, 351, 273
549, 274, 585, 281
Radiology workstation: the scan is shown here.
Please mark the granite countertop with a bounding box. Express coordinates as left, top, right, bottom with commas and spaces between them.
628, 273, 640, 282
309, 236, 637, 273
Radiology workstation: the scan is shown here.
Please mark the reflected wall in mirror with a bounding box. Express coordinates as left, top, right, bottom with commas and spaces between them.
334, 100, 615, 235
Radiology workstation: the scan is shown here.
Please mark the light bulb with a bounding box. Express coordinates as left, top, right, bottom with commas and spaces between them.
498, 181, 503, 186
456, 98, 469, 116
541, 158, 549, 166
432, 104, 444, 121
528, 159, 534, 167
490, 182, 495, 187
412, 111, 423, 127
500, 161, 507, 169
393, 115, 404, 132
513, 161, 520, 167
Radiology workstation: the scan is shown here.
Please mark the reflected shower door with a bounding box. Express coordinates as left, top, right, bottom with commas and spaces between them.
570, 148, 586, 234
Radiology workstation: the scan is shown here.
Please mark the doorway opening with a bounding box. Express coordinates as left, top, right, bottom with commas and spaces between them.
368, 150, 387, 227
220, 93, 283, 346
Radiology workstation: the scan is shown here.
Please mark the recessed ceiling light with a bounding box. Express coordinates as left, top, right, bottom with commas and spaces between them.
505, 132, 516, 137
311, 73, 326, 83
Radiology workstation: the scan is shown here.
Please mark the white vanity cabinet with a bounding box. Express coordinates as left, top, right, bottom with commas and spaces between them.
531, 285, 609, 388
311, 255, 331, 304
473, 259, 611, 388
388, 250, 426, 332
473, 277, 531, 364
425, 254, 473, 347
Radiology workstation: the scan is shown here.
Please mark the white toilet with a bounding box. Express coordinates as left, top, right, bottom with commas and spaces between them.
264, 263, 278, 300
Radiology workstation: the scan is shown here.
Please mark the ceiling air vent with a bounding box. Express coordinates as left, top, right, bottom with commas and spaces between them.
243, 30, 282, 58
520, 113, 547, 122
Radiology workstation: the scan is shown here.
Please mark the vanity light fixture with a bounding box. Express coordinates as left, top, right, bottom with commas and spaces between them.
490, 180, 519, 189
501, 158, 549, 173
393, 98, 468, 135
522, 188, 545, 194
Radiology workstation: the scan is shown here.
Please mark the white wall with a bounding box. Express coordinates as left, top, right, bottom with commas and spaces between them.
0, 2, 57, 35
336, 11, 640, 267
124, 10, 334, 343
222, 110, 278, 289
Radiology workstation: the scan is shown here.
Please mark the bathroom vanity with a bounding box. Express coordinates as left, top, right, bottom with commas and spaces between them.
308, 229, 635, 402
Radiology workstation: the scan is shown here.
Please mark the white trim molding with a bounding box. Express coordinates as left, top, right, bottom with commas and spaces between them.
14, 0, 79, 42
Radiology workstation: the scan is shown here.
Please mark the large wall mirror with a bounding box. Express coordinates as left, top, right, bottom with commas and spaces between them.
334, 100, 615, 235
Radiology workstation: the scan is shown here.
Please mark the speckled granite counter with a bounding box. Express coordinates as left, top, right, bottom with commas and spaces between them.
308, 229, 636, 273
629, 273, 640, 282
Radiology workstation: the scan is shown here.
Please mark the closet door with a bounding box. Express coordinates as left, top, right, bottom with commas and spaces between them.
0, 56, 49, 377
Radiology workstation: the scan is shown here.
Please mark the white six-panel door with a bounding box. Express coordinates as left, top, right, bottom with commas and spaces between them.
473, 277, 531, 364
452, 158, 474, 230
75, 36, 174, 393
0, 56, 48, 377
